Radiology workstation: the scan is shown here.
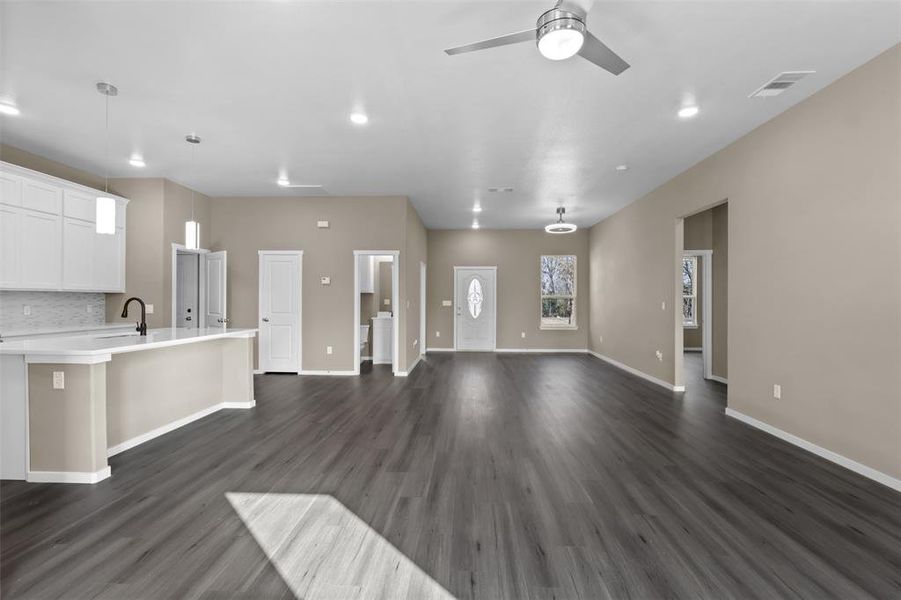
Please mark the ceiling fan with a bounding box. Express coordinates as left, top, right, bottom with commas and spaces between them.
444, 0, 629, 75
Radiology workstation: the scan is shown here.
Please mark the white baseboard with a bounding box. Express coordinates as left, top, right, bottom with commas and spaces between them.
108, 399, 255, 458
426, 347, 454, 352
725, 408, 901, 493
27, 466, 111, 484
495, 348, 589, 353
299, 369, 357, 376
684, 347, 702, 352
708, 374, 728, 385
396, 354, 422, 377
588, 350, 685, 392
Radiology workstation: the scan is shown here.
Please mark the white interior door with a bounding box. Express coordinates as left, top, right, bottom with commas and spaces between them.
455, 267, 496, 351
176, 253, 199, 328
204, 250, 227, 328
259, 252, 301, 373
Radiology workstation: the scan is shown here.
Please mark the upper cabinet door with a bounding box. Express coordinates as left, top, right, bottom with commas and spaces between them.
93, 228, 124, 292
0, 173, 22, 207
0, 206, 20, 286
22, 179, 62, 215
19, 210, 61, 289
62, 217, 95, 289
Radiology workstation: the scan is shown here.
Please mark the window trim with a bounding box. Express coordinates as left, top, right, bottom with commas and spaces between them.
539, 254, 578, 330
682, 255, 698, 328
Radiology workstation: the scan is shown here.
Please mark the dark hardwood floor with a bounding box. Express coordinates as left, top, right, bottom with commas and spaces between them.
2, 352, 900, 599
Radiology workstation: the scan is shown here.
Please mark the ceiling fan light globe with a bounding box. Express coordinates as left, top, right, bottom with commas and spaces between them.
538, 27, 584, 60
545, 222, 578, 234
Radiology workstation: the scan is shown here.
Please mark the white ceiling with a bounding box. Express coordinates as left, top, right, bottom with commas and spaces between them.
1, 1, 898, 229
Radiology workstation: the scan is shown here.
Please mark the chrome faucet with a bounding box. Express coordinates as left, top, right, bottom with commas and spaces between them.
121, 297, 148, 336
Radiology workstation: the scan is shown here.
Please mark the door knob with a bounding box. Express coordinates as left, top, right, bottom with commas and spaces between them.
262, 317, 269, 322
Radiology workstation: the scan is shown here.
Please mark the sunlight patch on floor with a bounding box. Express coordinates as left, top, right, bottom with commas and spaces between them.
226, 492, 455, 600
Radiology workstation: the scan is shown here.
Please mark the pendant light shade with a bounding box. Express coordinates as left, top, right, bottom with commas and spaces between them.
96, 82, 118, 235
545, 207, 577, 234
185, 134, 201, 249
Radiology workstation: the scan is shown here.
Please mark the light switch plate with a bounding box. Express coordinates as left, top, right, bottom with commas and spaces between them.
23, 305, 31, 316
436, 331, 440, 338
326, 346, 333, 355
521, 332, 526, 338
317, 220, 329, 228
442, 300, 452, 307
146, 304, 154, 314
773, 384, 781, 399
53, 371, 65, 390
383, 299, 390, 305
320, 276, 331, 285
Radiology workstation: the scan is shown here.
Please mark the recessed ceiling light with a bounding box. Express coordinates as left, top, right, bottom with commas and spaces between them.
615, 164, 628, 171
472, 205, 483, 213
277, 177, 290, 187
0, 101, 20, 116
472, 220, 480, 229
129, 156, 145, 168
678, 105, 699, 119
350, 112, 368, 125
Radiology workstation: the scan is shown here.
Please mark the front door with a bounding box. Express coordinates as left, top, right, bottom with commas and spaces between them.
455, 267, 496, 351
259, 252, 301, 373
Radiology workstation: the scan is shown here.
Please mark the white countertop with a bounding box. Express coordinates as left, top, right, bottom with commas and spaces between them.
2, 323, 136, 339
0, 327, 257, 363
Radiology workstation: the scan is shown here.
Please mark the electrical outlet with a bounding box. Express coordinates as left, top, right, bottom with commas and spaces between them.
326, 346, 333, 355
146, 304, 154, 314
435, 331, 440, 338
655, 350, 663, 361
406, 300, 410, 309
773, 384, 781, 399
320, 276, 331, 285
413, 339, 418, 347
521, 331, 526, 338
23, 305, 31, 316
383, 299, 390, 305
53, 371, 65, 390
599, 335, 603, 343
661, 301, 666, 311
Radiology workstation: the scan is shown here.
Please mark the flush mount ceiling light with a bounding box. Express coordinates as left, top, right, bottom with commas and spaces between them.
472, 205, 483, 213
349, 112, 368, 125
615, 164, 629, 171
277, 177, 290, 187
472, 220, 480, 229
0, 100, 20, 116
129, 156, 145, 168
545, 207, 577, 234
678, 105, 699, 119
184, 134, 201, 250
95, 82, 118, 235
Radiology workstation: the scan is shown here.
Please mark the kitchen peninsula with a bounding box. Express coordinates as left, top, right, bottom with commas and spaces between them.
0, 327, 256, 483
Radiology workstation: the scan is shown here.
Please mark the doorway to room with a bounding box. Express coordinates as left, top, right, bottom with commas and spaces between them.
678, 203, 729, 390
354, 251, 399, 375
454, 266, 496, 351
171, 243, 228, 330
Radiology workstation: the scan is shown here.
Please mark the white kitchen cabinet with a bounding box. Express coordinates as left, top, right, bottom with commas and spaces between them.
20, 210, 62, 289
0, 161, 128, 292
0, 205, 20, 286
359, 255, 375, 293
63, 217, 95, 289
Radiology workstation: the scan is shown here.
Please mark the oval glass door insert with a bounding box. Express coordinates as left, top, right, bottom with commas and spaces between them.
467, 278, 483, 319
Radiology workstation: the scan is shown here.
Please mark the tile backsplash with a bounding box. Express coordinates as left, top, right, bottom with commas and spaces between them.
0, 291, 106, 333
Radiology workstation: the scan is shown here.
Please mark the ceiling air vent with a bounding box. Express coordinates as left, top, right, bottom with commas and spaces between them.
749, 71, 815, 98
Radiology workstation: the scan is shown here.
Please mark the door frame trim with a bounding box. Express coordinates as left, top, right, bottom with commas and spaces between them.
353, 250, 400, 375
420, 261, 427, 358
453, 265, 498, 352
170, 243, 209, 328
258, 250, 303, 374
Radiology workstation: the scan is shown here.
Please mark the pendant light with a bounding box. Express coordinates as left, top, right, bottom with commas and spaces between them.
545, 207, 577, 234
95, 82, 118, 235
184, 134, 201, 250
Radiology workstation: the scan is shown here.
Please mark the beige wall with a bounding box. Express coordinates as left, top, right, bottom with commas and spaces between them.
711, 204, 728, 379
589, 46, 900, 479
402, 200, 428, 369
427, 229, 589, 350
209, 195, 411, 372
378, 260, 393, 312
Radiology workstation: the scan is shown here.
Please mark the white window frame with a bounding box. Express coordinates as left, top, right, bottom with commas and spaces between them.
539, 255, 577, 330
682, 255, 698, 328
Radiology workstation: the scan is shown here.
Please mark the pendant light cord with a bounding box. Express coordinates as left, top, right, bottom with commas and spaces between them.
104, 91, 109, 194
190, 141, 196, 221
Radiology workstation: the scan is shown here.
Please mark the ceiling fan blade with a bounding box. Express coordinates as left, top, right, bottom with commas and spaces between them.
577, 31, 630, 75
444, 29, 536, 56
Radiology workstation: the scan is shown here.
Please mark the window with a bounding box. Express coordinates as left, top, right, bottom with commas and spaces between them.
467, 277, 483, 319
682, 255, 698, 327
540, 255, 576, 329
